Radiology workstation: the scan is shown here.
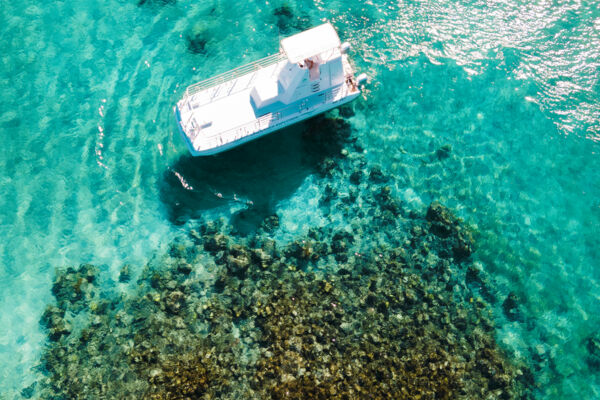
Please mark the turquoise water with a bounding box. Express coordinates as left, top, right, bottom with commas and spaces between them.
1, 0, 599, 398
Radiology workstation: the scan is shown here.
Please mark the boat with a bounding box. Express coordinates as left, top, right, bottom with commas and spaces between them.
174, 22, 367, 156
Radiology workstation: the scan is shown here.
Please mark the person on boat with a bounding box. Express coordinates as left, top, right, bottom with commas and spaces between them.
304, 58, 320, 80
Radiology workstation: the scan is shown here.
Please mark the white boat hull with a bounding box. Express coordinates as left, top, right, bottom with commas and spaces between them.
175, 89, 360, 156
174, 23, 366, 156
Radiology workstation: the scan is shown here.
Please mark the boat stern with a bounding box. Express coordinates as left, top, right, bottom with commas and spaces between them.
174, 104, 201, 156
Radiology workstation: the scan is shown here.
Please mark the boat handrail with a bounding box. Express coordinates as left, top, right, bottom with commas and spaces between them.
195, 84, 347, 151
185, 52, 288, 97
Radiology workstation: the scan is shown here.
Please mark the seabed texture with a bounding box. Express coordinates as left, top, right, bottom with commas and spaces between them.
37, 114, 532, 399
2, 0, 600, 399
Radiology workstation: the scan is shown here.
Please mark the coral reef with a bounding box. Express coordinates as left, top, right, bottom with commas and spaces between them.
37, 218, 531, 398
36, 111, 533, 399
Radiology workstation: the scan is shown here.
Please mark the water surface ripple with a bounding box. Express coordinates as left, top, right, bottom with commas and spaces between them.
0, 0, 599, 398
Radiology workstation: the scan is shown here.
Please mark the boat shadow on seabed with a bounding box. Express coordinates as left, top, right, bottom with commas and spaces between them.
159, 110, 356, 235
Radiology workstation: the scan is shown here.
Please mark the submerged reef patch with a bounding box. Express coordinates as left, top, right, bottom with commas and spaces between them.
37, 111, 533, 398
272, 4, 312, 34
37, 214, 531, 398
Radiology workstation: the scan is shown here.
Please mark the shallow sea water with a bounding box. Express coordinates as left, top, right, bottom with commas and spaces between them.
1, 0, 599, 398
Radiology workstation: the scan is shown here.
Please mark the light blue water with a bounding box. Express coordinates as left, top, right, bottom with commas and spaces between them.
1, 0, 599, 398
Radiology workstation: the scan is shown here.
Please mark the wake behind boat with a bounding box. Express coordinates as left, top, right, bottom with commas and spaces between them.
175, 22, 367, 156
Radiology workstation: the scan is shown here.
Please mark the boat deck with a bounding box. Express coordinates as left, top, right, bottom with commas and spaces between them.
176, 53, 360, 155
177, 55, 287, 151
185, 86, 260, 146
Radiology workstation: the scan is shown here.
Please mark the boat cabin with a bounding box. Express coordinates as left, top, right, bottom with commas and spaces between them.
250, 23, 346, 114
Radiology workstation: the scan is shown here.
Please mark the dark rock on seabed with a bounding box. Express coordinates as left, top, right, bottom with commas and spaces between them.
585, 333, 600, 370
427, 201, 474, 261
137, 0, 175, 7
272, 5, 312, 35
186, 32, 208, 55
502, 291, 522, 322
119, 264, 132, 282
36, 112, 534, 399
50, 263, 99, 313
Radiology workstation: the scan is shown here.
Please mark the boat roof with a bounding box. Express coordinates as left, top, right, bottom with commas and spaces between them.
280, 22, 341, 63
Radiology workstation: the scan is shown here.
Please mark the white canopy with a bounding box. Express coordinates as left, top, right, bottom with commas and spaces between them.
280, 22, 341, 63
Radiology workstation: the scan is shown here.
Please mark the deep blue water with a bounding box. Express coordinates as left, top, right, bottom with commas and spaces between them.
1, 0, 599, 398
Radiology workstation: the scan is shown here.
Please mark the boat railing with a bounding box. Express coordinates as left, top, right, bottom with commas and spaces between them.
184, 52, 288, 97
